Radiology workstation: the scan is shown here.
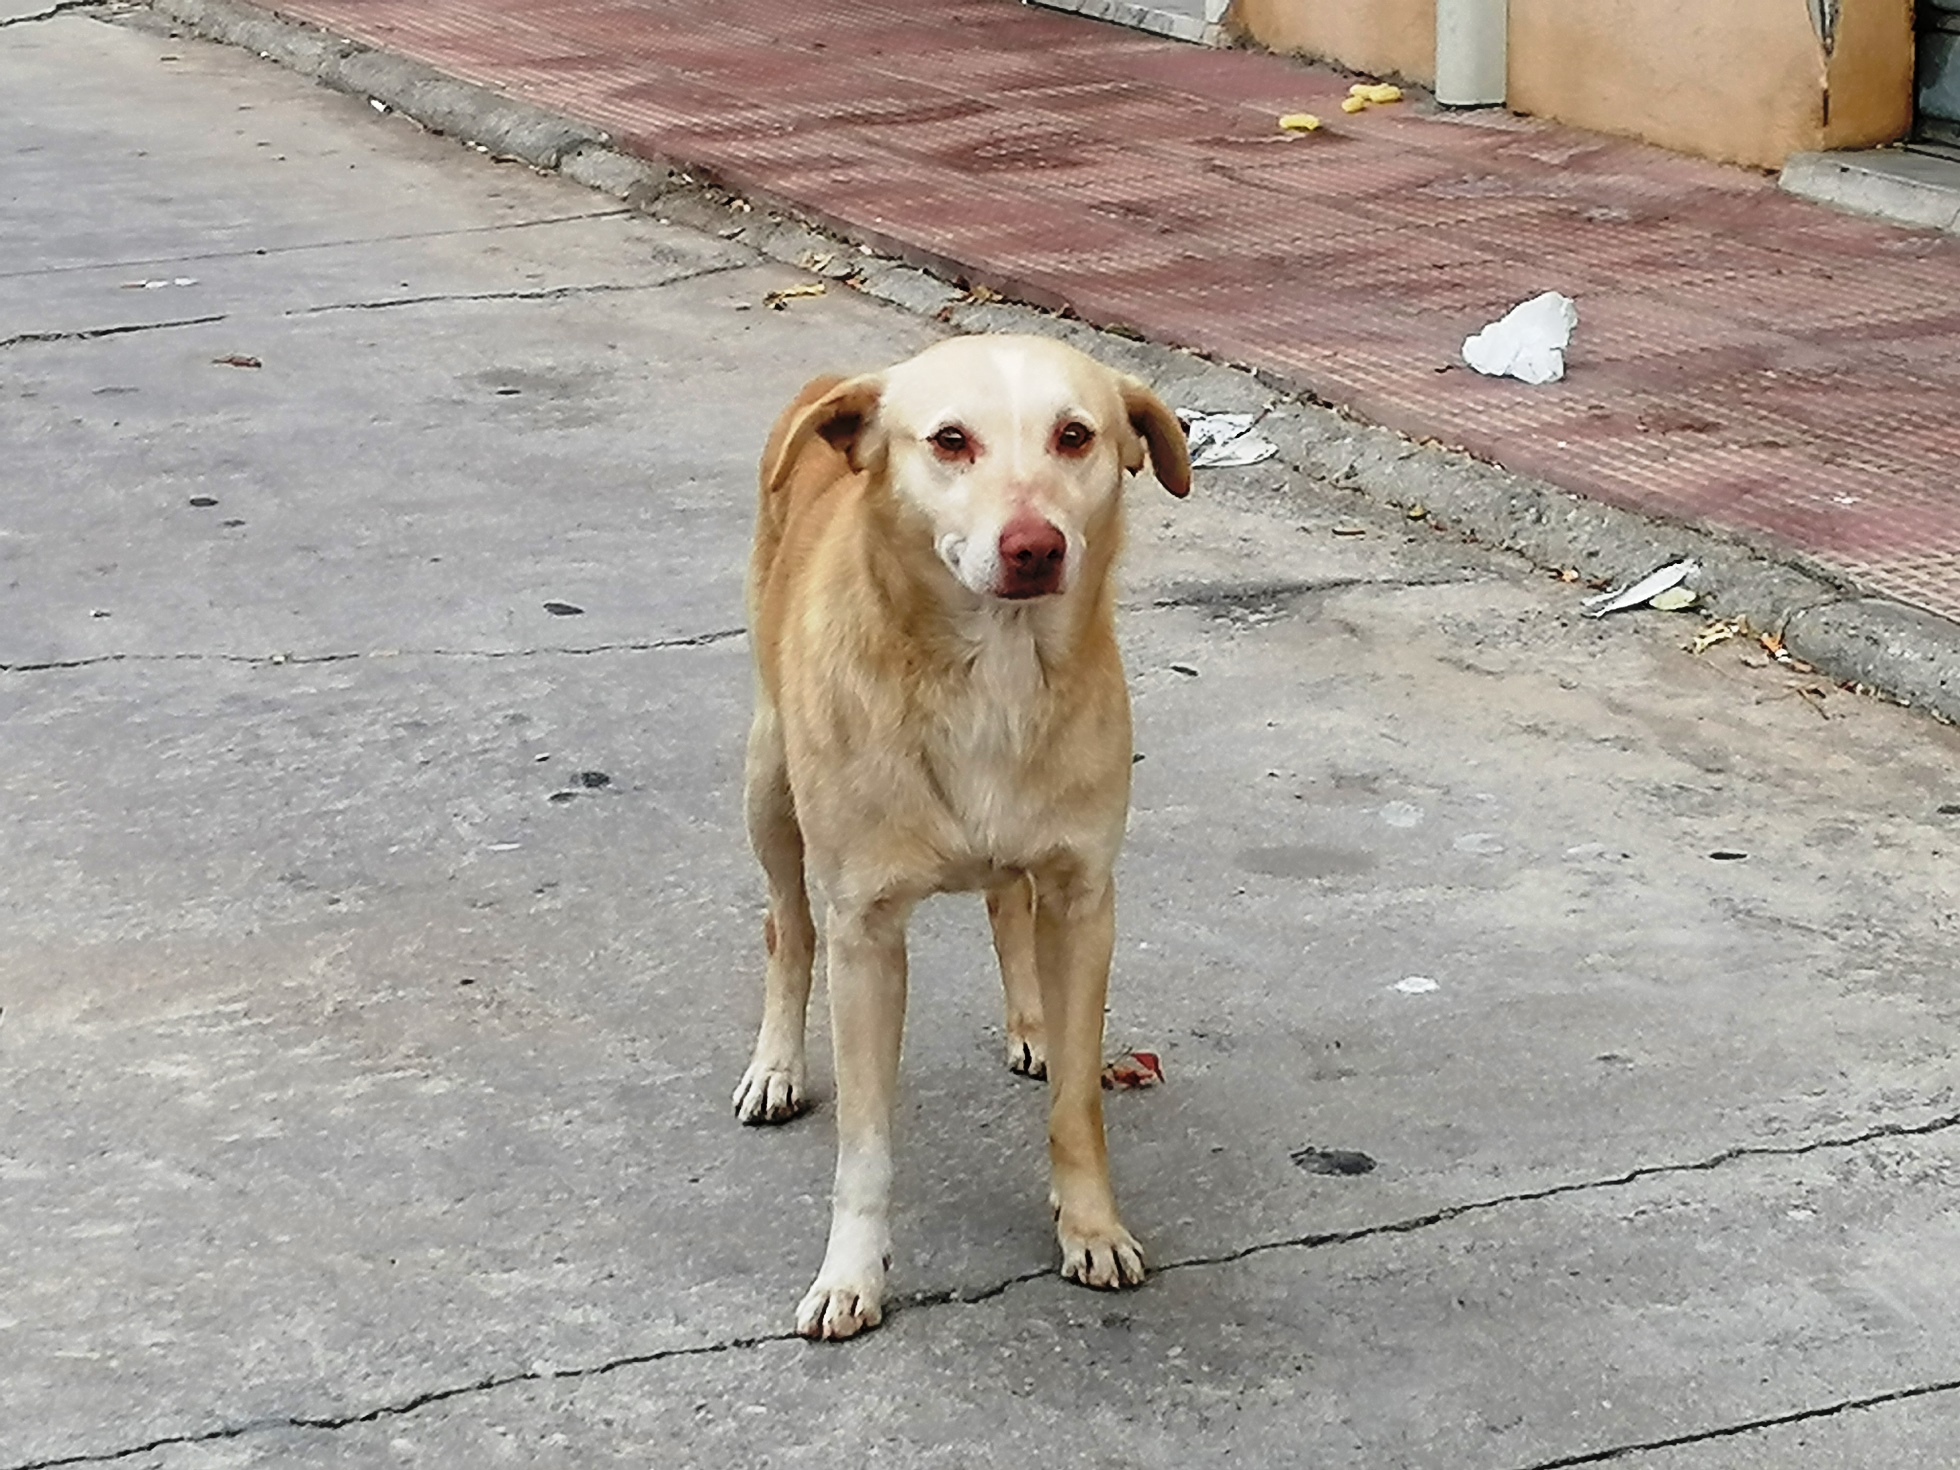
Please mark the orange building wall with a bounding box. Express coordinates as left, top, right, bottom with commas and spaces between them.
1226, 0, 1914, 169
1229, 0, 1438, 87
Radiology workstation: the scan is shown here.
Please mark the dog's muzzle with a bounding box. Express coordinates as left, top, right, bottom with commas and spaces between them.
994, 513, 1067, 599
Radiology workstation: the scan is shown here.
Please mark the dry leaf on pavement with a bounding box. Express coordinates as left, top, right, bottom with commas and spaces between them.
1691, 617, 1747, 655
763, 281, 826, 310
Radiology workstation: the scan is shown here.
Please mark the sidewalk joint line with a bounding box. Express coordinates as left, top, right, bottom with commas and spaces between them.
0, 629, 746, 675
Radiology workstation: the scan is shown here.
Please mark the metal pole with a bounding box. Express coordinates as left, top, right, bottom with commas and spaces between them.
1436, 0, 1507, 107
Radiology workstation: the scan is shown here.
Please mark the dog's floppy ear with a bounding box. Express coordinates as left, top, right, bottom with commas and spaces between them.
1115, 374, 1191, 499
761, 372, 886, 496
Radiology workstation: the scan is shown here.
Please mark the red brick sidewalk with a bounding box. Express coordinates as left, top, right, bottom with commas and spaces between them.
254, 0, 1960, 624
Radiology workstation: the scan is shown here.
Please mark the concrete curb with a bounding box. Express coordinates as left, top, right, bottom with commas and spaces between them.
144, 0, 1959, 725
1781, 149, 1960, 236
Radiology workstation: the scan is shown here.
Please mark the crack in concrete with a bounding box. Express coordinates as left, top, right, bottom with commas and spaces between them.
0, 265, 746, 363
1159, 1104, 1960, 1277
16, 1105, 1954, 1468
0, 0, 101, 27
4, 1330, 804, 1470
0, 314, 228, 350
283, 260, 749, 316
1134, 573, 1474, 613
1146, 577, 1379, 610
0, 579, 1473, 678
0, 210, 635, 283
1503, 1374, 1960, 1468
0, 264, 746, 357
0, 628, 746, 674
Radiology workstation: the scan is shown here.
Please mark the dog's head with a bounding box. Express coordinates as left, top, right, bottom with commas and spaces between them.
766, 335, 1189, 601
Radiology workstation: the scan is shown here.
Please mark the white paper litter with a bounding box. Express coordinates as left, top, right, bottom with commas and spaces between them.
1462, 291, 1578, 384
1182, 412, 1279, 468
1393, 976, 1440, 995
1582, 559, 1699, 619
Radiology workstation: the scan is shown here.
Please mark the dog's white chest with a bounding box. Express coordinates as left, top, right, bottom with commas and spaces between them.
959, 616, 1045, 745
931, 615, 1052, 855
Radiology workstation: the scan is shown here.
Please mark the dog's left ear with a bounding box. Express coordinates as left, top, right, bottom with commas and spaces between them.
1116, 375, 1191, 498
762, 373, 887, 497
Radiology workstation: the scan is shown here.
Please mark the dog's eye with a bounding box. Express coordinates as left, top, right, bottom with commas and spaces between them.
929, 426, 970, 457
1055, 421, 1094, 453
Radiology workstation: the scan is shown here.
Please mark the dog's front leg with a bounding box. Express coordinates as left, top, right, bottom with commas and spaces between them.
1032, 866, 1146, 1290
734, 703, 817, 1124
986, 874, 1046, 1078
797, 895, 911, 1340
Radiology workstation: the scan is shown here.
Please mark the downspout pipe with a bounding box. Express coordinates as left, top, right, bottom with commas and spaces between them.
1436, 0, 1507, 106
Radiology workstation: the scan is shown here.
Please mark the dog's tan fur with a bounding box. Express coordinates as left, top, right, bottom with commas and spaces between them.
733, 334, 1190, 1339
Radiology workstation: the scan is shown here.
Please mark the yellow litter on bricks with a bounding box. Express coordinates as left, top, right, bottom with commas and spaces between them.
1278, 112, 1322, 132
1343, 82, 1405, 113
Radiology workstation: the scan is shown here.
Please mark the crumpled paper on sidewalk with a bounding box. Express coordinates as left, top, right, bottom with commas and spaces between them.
1182, 412, 1278, 468
1462, 291, 1578, 384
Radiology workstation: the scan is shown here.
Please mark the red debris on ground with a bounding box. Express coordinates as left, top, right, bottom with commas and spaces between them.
1101, 1051, 1165, 1090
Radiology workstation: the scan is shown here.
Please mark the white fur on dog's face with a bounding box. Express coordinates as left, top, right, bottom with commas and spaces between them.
871, 336, 1145, 601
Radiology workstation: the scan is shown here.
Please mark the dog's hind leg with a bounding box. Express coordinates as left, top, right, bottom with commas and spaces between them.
733, 702, 817, 1125
798, 894, 911, 1339
986, 873, 1046, 1079
1032, 863, 1145, 1292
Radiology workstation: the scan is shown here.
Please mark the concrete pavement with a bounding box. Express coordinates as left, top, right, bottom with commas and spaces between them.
5, 10, 1960, 1468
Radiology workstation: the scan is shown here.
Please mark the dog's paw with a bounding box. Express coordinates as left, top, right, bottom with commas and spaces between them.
795, 1272, 886, 1341
732, 1058, 807, 1125
1005, 1028, 1047, 1080
1057, 1219, 1146, 1291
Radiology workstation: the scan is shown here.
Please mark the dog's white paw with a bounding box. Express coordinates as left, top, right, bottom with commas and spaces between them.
795, 1270, 886, 1340
1005, 1028, 1047, 1080
732, 1058, 807, 1125
1058, 1220, 1146, 1290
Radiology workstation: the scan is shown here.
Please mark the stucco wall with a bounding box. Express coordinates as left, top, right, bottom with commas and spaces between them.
1228, 0, 1437, 86
1509, 0, 1911, 168
1226, 0, 1913, 169
1821, 0, 1915, 151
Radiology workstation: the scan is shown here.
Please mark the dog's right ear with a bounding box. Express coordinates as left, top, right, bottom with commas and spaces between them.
1116, 374, 1191, 499
761, 373, 886, 496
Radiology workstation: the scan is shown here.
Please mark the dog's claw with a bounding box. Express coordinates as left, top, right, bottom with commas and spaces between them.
1005, 1033, 1048, 1080
796, 1279, 885, 1340
733, 1061, 807, 1125
1058, 1223, 1147, 1290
